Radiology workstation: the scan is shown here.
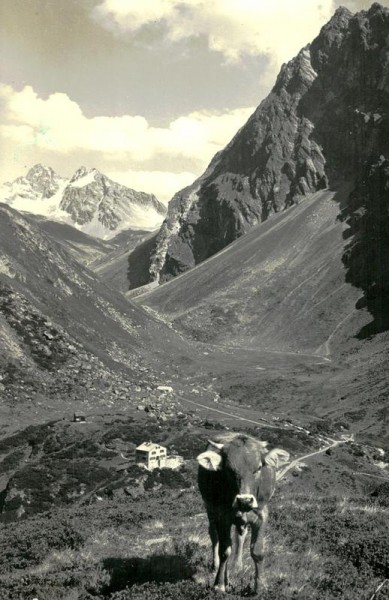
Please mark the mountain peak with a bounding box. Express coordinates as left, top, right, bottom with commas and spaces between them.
22, 164, 63, 199
70, 166, 100, 184
332, 5, 353, 18
0, 165, 165, 238
316, 4, 352, 46
368, 2, 387, 14
26, 163, 57, 180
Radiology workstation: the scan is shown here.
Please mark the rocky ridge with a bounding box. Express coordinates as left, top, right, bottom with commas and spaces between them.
136, 2, 389, 333
0, 165, 166, 239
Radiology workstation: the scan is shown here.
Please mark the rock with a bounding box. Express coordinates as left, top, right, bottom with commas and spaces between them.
157, 385, 173, 393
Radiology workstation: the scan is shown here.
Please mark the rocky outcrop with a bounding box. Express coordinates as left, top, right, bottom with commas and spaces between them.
138, 4, 389, 294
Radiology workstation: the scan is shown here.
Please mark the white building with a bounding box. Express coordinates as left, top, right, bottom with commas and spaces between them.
135, 442, 167, 469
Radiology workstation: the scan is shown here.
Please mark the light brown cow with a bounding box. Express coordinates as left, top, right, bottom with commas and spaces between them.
197, 432, 289, 594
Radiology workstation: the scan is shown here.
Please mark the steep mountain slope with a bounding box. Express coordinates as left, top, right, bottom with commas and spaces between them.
138, 188, 364, 354
25, 214, 117, 265
131, 3, 389, 335
0, 165, 166, 239
0, 203, 189, 434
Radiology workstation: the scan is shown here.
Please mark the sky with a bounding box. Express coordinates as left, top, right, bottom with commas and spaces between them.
0, 0, 387, 203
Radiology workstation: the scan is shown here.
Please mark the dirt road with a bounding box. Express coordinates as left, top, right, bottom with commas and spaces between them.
276, 434, 354, 480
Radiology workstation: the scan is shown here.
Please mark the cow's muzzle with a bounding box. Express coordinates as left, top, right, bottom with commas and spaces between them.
233, 494, 258, 511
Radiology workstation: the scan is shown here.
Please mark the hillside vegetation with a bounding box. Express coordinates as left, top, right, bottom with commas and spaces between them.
0, 412, 388, 599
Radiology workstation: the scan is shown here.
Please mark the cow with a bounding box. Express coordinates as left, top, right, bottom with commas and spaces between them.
197, 432, 289, 594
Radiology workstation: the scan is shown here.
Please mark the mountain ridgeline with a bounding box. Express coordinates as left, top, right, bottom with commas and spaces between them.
130, 3, 389, 334
0, 165, 166, 239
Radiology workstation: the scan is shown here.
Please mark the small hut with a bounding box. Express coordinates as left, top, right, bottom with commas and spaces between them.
72, 413, 86, 423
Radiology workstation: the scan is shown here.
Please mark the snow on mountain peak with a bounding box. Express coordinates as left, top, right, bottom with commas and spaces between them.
69, 167, 99, 189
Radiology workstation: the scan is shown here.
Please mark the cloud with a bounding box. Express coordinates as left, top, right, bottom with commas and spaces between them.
106, 169, 197, 203
0, 83, 254, 202
93, 0, 335, 67
0, 84, 253, 161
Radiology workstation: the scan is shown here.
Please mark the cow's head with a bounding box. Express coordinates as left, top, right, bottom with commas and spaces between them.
197, 434, 289, 514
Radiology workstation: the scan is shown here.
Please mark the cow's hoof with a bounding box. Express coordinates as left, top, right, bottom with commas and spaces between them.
251, 588, 260, 597
214, 584, 226, 593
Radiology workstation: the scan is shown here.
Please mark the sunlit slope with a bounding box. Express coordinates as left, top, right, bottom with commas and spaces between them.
139, 189, 370, 355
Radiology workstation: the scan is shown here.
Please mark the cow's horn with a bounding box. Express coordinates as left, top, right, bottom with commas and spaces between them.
207, 440, 224, 450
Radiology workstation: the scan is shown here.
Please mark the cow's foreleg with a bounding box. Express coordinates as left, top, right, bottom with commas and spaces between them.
209, 518, 220, 573
234, 524, 248, 570
250, 507, 268, 595
214, 514, 232, 593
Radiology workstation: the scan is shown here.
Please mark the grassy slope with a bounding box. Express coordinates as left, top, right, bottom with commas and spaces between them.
0, 475, 387, 599
0, 414, 388, 599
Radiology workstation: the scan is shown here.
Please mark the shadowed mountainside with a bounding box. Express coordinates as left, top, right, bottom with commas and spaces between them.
90, 230, 155, 292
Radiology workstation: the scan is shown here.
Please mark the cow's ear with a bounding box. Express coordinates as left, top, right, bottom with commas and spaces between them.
265, 448, 290, 469
197, 450, 223, 471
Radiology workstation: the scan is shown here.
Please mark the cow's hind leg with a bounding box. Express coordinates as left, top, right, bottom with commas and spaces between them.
214, 514, 232, 593
250, 508, 268, 595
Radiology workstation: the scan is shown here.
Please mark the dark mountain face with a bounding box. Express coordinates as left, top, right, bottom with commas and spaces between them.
134, 3, 389, 334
